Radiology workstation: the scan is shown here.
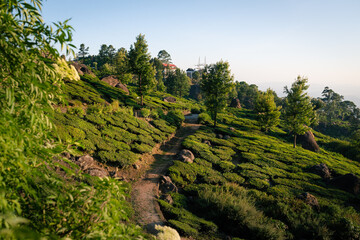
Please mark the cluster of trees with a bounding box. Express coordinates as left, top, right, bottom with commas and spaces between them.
201, 69, 318, 148
76, 37, 191, 103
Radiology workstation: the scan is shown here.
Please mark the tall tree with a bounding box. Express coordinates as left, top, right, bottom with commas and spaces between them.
128, 34, 156, 105
254, 89, 281, 132
284, 76, 317, 148
78, 43, 89, 62
114, 47, 132, 84
201, 61, 234, 128
157, 50, 172, 64
165, 68, 191, 97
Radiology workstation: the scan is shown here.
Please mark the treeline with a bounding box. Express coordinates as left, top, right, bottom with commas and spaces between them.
76, 37, 191, 103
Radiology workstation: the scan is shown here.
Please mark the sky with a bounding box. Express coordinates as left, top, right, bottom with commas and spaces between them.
42, 0, 360, 106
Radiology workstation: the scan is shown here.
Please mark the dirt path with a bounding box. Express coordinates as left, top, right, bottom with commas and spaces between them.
131, 115, 200, 234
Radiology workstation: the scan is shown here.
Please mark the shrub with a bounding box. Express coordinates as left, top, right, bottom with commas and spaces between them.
223, 172, 245, 184
166, 109, 185, 128
140, 108, 151, 118
86, 103, 104, 114
68, 106, 85, 117
98, 150, 139, 166
155, 225, 181, 240
198, 112, 212, 125
131, 143, 153, 153
150, 109, 159, 119
191, 106, 201, 114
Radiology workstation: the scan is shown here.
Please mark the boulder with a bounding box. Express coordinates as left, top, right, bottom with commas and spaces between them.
163, 96, 176, 103
217, 133, 223, 139
297, 192, 319, 210
76, 154, 109, 178
329, 173, 360, 194
230, 98, 241, 109
178, 149, 195, 163
70, 62, 95, 76
115, 82, 129, 95
161, 194, 174, 205
159, 175, 178, 194
229, 127, 235, 131
101, 75, 119, 87
298, 131, 320, 152
309, 163, 331, 179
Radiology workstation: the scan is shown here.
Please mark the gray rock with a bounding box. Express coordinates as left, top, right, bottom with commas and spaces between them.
309, 163, 331, 179
178, 149, 195, 162
297, 192, 319, 210
203, 140, 211, 146
159, 175, 178, 193
163, 96, 176, 103
223, 135, 231, 140
329, 173, 360, 194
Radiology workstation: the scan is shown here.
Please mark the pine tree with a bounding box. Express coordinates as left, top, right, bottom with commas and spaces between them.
201, 61, 234, 128
128, 34, 156, 105
78, 43, 89, 62
255, 89, 281, 132
284, 76, 316, 147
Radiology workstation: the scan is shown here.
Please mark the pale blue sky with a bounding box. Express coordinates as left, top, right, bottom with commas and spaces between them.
43, 0, 360, 105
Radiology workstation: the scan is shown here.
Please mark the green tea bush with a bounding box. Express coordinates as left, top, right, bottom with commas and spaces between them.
166, 109, 185, 128
68, 106, 85, 117
198, 112, 212, 125
131, 143, 153, 154
140, 108, 151, 118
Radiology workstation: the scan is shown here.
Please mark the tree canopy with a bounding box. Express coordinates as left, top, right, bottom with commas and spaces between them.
201, 61, 234, 127
128, 34, 156, 105
157, 50, 172, 64
284, 76, 316, 147
254, 89, 281, 132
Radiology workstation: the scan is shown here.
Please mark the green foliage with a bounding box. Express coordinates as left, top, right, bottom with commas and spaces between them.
234, 81, 260, 109
128, 34, 156, 105
165, 68, 191, 98
284, 76, 317, 147
140, 108, 151, 118
201, 61, 234, 127
198, 112, 212, 125
165, 109, 185, 128
254, 89, 281, 132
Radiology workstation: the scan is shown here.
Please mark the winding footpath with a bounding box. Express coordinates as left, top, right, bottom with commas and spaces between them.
131, 115, 200, 235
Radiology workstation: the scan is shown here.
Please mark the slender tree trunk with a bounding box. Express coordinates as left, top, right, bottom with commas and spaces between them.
294, 134, 297, 148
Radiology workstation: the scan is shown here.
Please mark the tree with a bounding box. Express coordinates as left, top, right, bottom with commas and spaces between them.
157, 50, 172, 64
151, 57, 166, 92
114, 47, 132, 84
0, 0, 74, 235
284, 76, 317, 148
165, 68, 191, 97
235, 81, 259, 109
128, 34, 156, 105
78, 43, 89, 62
201, 61, 234, 128
255, 89, 281, 132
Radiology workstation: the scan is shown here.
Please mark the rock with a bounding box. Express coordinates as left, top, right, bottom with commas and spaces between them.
161, 194, 174, 205
178, 149, 195, 163
297, 192, 319, 210
133, 164, 140, 170
163, 96, 177, 103
217, 134, 223, 139
76, 154, 109, 178
155, 225, 181, 240
70, 62, 95, 76
86, 168, 108, 178
329, 173, 360, 194
230, 98, 241, 108
298, 131, 320, 152
203, 140, 211, 146
101, 75, 119, 87
223, 135, 231, 140
115, 82, 129, 95
159, 175, 178, 193
309, 163, 331, 179
229, 127, 235, 131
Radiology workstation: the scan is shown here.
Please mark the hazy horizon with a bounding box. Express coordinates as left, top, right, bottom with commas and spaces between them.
43, 0, 360, 106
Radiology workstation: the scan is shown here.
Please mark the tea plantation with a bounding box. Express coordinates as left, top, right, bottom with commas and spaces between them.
163, 108, 360, 240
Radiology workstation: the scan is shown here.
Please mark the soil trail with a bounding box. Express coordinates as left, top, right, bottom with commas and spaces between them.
131, 115, 200, 234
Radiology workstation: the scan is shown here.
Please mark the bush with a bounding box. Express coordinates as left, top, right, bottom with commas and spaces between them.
140, 108, 151, 118
165, 109, 185, 128
198, 112, 212, 125
150, 109, 159, 119
68, 106, 85, 117
191, 106, 201, 114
